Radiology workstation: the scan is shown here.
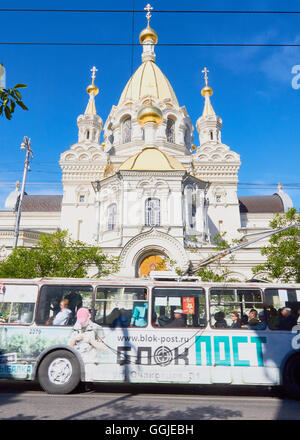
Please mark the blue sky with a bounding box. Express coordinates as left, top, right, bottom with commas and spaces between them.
0, 0, 299, 210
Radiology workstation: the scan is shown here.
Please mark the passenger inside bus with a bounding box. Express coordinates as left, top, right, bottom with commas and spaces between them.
130, 292, 148, 327
230, 311, 241, 328
163, 309, 186, 328
241, 314, 249, 326
64, 291, 83, 316
243, 310, 266, 330
47, 299, 73, 326
213, 311, 228, 328
279, 307, 297, 330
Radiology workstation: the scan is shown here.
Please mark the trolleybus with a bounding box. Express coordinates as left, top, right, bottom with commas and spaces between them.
0, 275, 300, 397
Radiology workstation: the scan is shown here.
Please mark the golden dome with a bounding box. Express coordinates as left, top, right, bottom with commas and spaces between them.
118, 60, 179, 106
137, 104, 163, 126
201, 85, 213, 97
118, 147, 185, 172
139, 25, 158, 45
86, 83, 99, 96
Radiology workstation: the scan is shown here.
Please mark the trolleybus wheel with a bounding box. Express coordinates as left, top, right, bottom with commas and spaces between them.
38, 350, 81, 394
283, 354, 300, 400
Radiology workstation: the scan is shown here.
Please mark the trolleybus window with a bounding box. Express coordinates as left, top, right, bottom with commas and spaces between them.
95, 286, 148, 327
209, 288, 265, 329
152, 287, 206, 328
36, 285, 92, 326
0, 284, 37, 324
265, 288, 300, 330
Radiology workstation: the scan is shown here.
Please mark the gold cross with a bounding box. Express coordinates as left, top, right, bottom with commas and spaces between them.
202, 67, 209, 87
90, 66, 98, 84
144, 3, 153, 25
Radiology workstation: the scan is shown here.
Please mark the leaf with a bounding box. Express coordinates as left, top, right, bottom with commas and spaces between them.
4, 106, 11, 120
13, 89, 22, 100
14, 84, 27, 89
16, 100, 28, 110
10, 101, 15, 114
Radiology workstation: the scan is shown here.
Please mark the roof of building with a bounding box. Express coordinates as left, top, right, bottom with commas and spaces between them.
22, 195, 63, 212
118, 147, 186, 172
239, 194, 284, 213
118, 60, 179, 107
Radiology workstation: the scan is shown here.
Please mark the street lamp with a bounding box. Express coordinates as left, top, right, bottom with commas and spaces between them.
13, 136, 33, 248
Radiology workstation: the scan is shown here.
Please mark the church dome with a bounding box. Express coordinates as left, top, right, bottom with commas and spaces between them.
139, 25, 158, 45
137, 104, 163, 126
118, 147, 185, 171
201, 85, 213, 97
118, 60, 179, 107
86, 83, 99, 96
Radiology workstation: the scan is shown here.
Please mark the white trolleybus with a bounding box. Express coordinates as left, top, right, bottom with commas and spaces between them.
0, 274, 300, 397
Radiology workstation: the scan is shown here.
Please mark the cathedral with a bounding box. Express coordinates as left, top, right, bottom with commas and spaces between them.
0, 8, 293, 280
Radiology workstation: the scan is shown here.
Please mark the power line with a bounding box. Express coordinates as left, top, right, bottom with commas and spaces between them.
0, 182, 299, 187
1, 42, 300, 47
0, 9, 300, 14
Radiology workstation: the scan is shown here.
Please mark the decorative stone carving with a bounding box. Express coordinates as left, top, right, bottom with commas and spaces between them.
119, 228, 189, 275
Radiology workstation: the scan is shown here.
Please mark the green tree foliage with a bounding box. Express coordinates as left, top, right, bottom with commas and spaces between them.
252, 208, 300, 283
0, 230, 119, 279
0, 84, 28, 120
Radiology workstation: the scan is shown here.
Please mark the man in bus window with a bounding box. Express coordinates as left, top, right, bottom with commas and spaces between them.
279, 307, 297, 331
51, 299, 72, 326
164, 309, 185, 328
244, 310, 266, 330
242, 309, 259, 328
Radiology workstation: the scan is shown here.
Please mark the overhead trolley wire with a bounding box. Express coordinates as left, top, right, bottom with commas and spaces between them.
1, 9, 300, 14
1, 42, 300, 47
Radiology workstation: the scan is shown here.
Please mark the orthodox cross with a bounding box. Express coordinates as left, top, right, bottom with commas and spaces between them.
144, 3, 153, 25
202, 67, 209, 87
90, 66, 98, 84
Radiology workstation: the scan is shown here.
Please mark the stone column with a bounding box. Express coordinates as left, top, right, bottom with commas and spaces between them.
196, 188, 208, 241
184, 185, 193, 234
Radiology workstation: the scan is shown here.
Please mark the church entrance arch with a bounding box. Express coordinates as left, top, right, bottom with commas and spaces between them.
118, 229, 189, 278
139, 254, 166, 278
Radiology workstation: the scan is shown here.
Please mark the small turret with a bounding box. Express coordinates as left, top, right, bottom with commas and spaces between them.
196, 67, 222, 146
77, 66, 103, 144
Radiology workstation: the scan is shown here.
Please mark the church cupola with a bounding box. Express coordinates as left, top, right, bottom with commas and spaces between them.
137, 101, 163, 144
77, 66, 103, 144
196, 67, 222, 146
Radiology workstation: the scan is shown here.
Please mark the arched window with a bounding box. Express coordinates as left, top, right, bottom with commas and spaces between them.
107, 203, 117, 231
145, 198, 160, 227
122, 116, 131, 144
166, 117, 175, 143
184, 126, 191, 148
86, 130, 90, 140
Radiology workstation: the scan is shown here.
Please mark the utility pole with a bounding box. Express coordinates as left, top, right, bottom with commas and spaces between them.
13, 136, 33, 248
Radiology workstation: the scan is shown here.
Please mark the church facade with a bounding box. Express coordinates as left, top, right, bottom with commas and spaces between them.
0, 14, 293, 280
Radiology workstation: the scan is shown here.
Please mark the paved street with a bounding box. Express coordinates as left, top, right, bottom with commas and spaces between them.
0, 380, 300, 420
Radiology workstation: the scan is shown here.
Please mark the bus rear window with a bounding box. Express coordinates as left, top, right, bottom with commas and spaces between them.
265, 288, 300, 330
152, 287, 206, 328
